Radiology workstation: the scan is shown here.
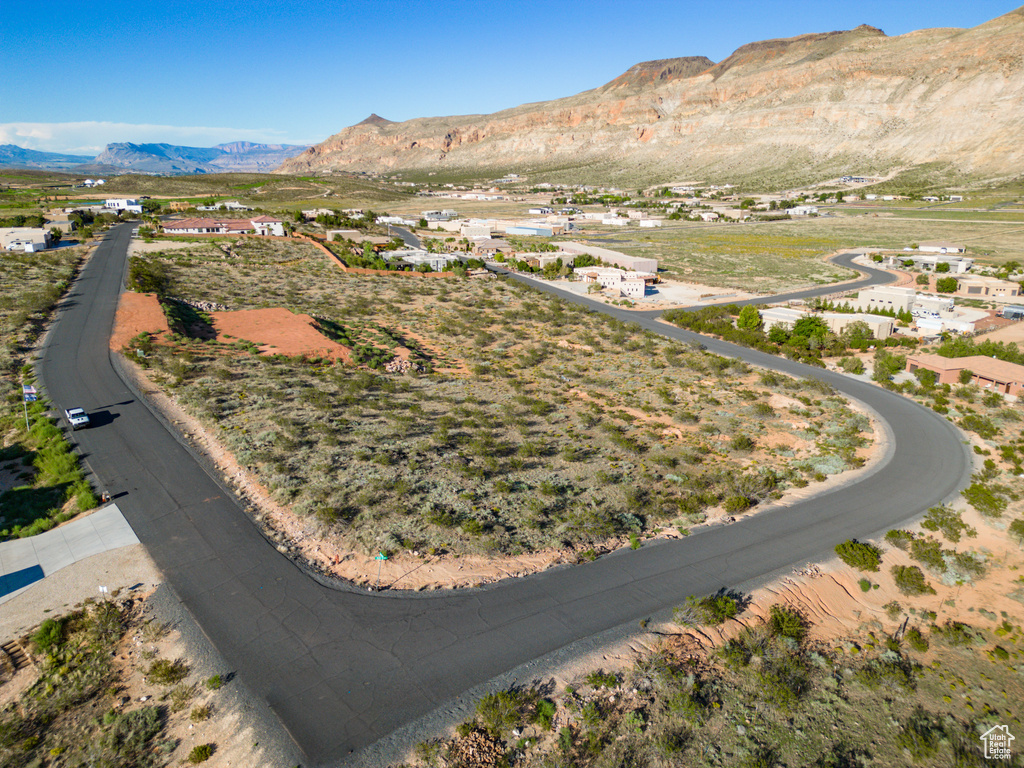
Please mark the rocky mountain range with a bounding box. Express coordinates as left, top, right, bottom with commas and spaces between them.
83, 141, 310, 175
1, 141, 310, 175
277, 7, 1024, 185
0, 145, 93, 171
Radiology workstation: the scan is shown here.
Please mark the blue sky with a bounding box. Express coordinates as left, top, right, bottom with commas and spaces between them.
1, 0, 1020, 154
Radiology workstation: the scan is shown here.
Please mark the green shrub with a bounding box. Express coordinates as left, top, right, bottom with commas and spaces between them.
854, 655, 917, 691
204, 674, 222, 691
585, 671, 618, 688
932, 620, 976, 647
476, 689, 529, 738
884, 529, 915, 550
678, 593, 741, 625
533, 699, 557, 730
31, 618, 63, 654
858, 578, 872, 592
834, 539, 883, 572
906, 627, 929, 652
1010, 519, 1024, 545
895, 707, 944, 762
909, 537, 945, 571
146, 658, 189, 685
188, 743, 215, 764
921, 505, 974, 542
102, 707, 161, 760
892, 565, 936, 596
767, 604, 807, 642
962, 482, 1007, 517
884, 601, 902, 620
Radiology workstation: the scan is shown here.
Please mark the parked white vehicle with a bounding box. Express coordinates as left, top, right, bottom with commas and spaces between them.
64, 407, 90, 430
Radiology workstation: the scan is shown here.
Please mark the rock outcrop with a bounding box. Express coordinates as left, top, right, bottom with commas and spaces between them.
277, 8, 1024, 184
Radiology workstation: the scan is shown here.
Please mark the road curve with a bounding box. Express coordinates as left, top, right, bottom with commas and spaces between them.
37, 228, 970, 766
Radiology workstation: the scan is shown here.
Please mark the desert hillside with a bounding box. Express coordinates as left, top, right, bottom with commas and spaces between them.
277, 8, 1024, 184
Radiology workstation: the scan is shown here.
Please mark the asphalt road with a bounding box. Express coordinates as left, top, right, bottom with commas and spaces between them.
38, 228, 971, 766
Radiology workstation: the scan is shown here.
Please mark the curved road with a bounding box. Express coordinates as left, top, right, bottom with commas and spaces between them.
38, 226, 970, 766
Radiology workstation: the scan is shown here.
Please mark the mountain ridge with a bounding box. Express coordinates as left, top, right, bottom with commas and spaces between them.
277, 9, 1024, 185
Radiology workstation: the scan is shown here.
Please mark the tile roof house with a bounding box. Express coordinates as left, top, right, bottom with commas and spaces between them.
162, 216, 284, 237
906, 353, 1024, 396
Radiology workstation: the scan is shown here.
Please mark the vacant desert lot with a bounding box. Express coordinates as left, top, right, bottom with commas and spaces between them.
123, 238, 873, 559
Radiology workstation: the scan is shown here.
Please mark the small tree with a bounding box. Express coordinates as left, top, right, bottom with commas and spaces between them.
935, 277, 958, 293
736, 305, 763, 331
915, 274, 930, 286
958, 368, 973, 385
934, 262, 950, 273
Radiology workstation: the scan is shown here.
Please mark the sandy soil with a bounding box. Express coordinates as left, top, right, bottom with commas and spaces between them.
210, 307, 352, 362
109, 292, 170, 350
974, 319, 1024, 344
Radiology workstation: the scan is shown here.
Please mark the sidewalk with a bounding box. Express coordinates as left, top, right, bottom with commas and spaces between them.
0, 504, 139, 603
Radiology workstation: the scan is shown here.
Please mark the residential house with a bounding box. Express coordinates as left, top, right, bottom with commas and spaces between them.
955, 277, 1020, 299
104, 198, 143, 214
821, 312, 894, 340
919, 241, 966, 254
0, 227, 52, 252
906, 354, 1024, 396
560, 242, 658, 273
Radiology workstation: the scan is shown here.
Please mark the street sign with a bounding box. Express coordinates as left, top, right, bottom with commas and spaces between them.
23, 393, 37, 402
375, 552, 388, 561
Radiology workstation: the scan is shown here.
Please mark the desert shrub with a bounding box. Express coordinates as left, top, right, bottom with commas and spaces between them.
102, 706, 162, 761
921, 505, 974, 542
757, 653, 812, 712
962, 482, 1008, 517
1009, 519, 1024, 545
883, 601, 902, 620
854, 654, 916, 691
960, 413, 998, 439
533, 699, 557, 730
767, 604, 807, 642
906, 627, 929, 652
678, 592, 741, 625
895, 707, 944, 762
858, 578, 872, 592
476, 689, 531, 738
909, 537, 945, 571
31, 618, 64, 654
188, 743, 215, 764
127, 257, 170, 294
146, 658, 189, 685
204, 674, 222, 690
190, 705, 211, 723
932, 620, 977, 647
891, 565, 936, 595
586, 670, 618, 688
834, 539, 882, 572
729, 434, 755, 452
885, 529, 915, 550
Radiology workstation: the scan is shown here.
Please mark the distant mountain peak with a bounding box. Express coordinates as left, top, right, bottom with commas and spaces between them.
601, 57, 716, 90
356, 114, 394, 127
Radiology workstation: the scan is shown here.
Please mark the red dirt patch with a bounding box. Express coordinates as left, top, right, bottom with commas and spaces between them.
210, 307, 351, 362
109, 292, 170, 350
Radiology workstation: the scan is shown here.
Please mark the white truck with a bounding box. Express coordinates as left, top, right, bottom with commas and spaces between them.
64, 407, 90, 430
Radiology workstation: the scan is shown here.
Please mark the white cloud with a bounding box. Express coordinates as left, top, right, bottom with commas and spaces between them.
0, 122, 304, 155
